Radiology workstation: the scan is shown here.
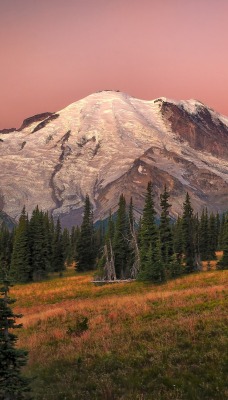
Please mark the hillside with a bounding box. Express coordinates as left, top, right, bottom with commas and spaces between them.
0, 91, 228, 227
13, 269, 228, 400
0, 210, 16, 230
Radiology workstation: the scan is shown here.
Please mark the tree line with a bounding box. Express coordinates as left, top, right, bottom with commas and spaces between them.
95, 183, 228, 282
0, 184, 227, 284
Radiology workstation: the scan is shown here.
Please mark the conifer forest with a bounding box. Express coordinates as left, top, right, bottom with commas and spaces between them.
0, 183, 227, 400
1, 183, 227, 285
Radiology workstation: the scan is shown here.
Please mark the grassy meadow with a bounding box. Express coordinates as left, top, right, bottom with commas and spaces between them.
12, 266, 228, 400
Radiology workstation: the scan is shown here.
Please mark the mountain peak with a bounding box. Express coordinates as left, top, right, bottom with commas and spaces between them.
0, 93, 227, 227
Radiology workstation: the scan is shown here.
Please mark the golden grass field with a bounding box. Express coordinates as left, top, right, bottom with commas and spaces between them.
12, 265, 228, 400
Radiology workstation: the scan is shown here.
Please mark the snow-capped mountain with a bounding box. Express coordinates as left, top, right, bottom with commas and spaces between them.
0, 91, 227, 226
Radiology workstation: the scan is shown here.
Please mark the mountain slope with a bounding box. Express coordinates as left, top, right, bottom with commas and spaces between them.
0, 91, 227, 226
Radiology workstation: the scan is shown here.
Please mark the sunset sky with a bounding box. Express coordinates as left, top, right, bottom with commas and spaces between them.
1, 0, 227, 129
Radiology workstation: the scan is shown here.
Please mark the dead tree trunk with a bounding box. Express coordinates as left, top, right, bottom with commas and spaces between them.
129, 222, 140, 279
104, 240, 116, 281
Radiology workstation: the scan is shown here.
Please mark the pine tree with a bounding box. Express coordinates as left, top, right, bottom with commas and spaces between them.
29, 207, 49, 281
0, 271, 31, 399
138, 238, 165, 283
76, 195, 96, 271
182, 193, 196, 273
128, 198, 140, 278
0, 225, 14, 274
169, 253, 183, 278
10, 208, 31, 283
139, 182, 158, 274
159, 186, 173, 266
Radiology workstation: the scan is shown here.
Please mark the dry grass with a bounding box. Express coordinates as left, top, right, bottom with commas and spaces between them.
201, 251, 223, 271
12, 269, 228, 400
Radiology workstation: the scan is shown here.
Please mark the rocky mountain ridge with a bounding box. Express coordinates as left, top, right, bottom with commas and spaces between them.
0, 91, 227, 227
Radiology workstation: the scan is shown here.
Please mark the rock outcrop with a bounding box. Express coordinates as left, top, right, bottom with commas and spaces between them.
0, 91, 227, 227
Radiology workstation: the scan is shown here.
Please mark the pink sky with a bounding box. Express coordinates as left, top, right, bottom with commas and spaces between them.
0, 0, 227, 129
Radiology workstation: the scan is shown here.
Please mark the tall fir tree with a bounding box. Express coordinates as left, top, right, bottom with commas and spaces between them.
138, 238, 165, 283
159, 186, 173, 266
182, 193, 196, 273
0, 225, 14, 274
169, 253, 183, 278
0, 270, 31, 399
139, 182, 158, 274
76, 195, 96, 271
10, 208, 31, 283
29, 207, 49, 281
128, 197, 140, 278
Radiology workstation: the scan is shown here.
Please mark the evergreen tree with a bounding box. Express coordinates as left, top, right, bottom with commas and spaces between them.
159, 186, 173, 265
139, 182, 158, 274
128, 197, 134, 232
10, 208, 31, 283
29, 207, 49, 281
113, 194, 130, 279
128, 198, 140, 278
182, 193, 196, 273
169, 253, 183, 278
0, 225, 14, 274
67, 226, 80, 266
0, 271, 31, 399
76, 195, 96, 271
138, 238, 165, 283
